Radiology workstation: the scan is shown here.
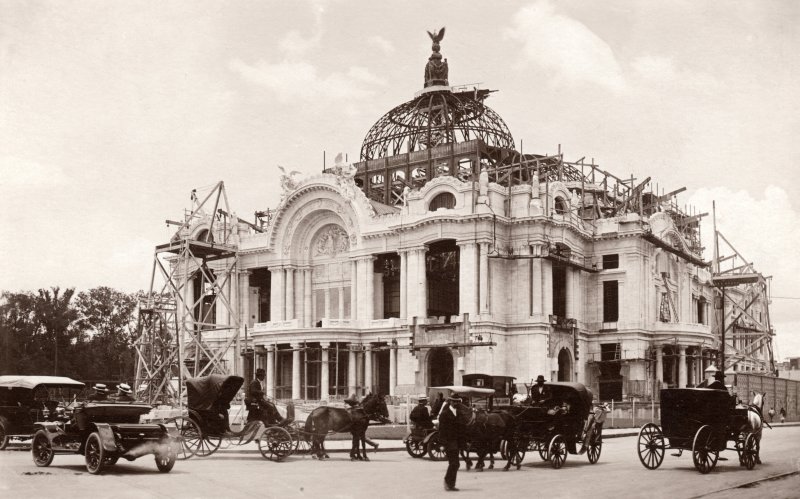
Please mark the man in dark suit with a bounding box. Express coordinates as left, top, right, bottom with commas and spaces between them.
87, 383, 109, 402
409, 395, 434, 430
439, 394, 467, 491
247, 368, 268, 423
529, 375, 552, 405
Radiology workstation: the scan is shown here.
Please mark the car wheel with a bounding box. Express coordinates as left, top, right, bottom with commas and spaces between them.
85, 432, 106, 475
32, 430, 54, 467
155, 445, 176, 472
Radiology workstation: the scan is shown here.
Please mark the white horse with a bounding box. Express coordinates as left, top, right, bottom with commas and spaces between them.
743, 391, 769, 465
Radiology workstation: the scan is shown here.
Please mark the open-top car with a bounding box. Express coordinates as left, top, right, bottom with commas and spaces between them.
0, 375, 85, 449
29, 393, 178, 474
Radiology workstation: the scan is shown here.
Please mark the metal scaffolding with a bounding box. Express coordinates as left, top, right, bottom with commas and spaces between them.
134, 181, 241, 404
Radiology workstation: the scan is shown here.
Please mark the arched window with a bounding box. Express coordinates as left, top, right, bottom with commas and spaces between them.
429, 192, 456, 211
554, 196, 569, 215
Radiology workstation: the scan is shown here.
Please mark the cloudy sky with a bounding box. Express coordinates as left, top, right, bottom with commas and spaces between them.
2, 0, 799, 359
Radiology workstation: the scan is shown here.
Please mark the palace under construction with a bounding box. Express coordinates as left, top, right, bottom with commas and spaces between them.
135, 29, 775, 406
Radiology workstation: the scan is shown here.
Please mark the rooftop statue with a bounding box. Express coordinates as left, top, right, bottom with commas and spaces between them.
424, 27, 449, 88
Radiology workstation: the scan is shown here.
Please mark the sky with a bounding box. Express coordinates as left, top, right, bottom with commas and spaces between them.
1, 0, 799, 360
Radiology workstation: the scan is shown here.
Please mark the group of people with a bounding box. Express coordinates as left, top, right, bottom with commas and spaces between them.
87, 382, 135, 402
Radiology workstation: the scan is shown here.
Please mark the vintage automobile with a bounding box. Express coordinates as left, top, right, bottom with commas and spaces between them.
0, 375, 85, 449
28, 388, 178, 474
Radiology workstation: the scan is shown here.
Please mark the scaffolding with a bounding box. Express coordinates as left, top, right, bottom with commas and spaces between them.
134, 182, 242, 405
711, 201, 774, 374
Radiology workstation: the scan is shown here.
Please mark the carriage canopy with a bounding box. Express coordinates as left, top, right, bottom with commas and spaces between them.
186, 375, 244, 412
660, 388, 735, 442
546, 382, 594, 417
0, 375, 85, 390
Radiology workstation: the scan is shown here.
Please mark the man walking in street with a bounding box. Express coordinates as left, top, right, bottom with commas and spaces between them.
439, 393, 466, 491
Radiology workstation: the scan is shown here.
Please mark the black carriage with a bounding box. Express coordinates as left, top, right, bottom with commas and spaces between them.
16, 378, 178, 474
500, 382, 605, 469
169, 374, 294, 461
0, 375, 85, 449
637, 388, 759, 474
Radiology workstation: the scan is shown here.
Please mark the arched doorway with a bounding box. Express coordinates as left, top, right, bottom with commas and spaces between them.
428, 347, 454, 387
558, 348, 572, 382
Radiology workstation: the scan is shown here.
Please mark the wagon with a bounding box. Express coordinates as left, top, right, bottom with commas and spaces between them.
167, 374, 294, 461
637, 388, 760, 474
499, 382, 605, 469
0, 375, 85, 449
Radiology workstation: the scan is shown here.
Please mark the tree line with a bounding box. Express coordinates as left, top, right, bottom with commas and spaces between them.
0, 286, 140, 382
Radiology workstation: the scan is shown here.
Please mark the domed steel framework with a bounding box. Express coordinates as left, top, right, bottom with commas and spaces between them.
360, 88, 515, 161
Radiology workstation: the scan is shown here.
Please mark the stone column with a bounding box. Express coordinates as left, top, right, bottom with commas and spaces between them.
304, 268, 312, 328
348, 347, 357, 395
364, 345, 373, 394
324, 288, 331, 320
687, 348, 694, 386
266, 346, 275, 399
655, 344, 663, 389
532, 253, 543, 316
285, 267, 294, 321
291, 343, 301, 400
565, 267, 573, 319
458, 242, 478, 319
365, 257, 375, 322
320, 342, 330, 401
350, 260, 358, 321
417, 249, 428, 318
389, 343, 397, 396
479, 242, 489, 315
239, 271, 251, 328
542, 259, 553, 317
270, 266, 284, 321
400, 251, 408, 319
678, 346, 687, 388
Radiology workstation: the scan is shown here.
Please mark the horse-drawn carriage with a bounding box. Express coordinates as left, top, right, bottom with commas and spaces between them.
637, 388, 763, 474
168, 374, 294, 461
4, 375, 180, 475
500, 382, 605, 470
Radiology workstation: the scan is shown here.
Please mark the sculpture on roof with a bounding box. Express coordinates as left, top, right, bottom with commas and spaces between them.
278, 165, 302, 197
424, 27, 449, 88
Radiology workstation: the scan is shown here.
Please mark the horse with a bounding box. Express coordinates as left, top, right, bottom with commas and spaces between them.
461, 409, 515, 471
743, 391, 769, 465
304, 393, 389, 461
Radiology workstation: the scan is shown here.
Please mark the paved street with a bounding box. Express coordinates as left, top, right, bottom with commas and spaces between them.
1, 426, 798, 499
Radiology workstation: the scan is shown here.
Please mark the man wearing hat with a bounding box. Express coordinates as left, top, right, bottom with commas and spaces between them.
247, 368, 270, 423
87, 383, 109, 402
530, 375, 552, 405
439, 393, 467, 491
410, 395, 434, 430
707, 371, 726, 391
115, 383, 135, 402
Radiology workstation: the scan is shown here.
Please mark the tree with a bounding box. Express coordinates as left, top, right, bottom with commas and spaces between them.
0, 291, 41, 374
33, 287, 80, 376
73, 287, 138, 381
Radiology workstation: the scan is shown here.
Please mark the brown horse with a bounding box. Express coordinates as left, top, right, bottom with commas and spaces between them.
304, 393, 389, 461
462, 409, 515, 471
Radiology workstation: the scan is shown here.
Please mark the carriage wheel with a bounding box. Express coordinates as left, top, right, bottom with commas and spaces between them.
509, 437, 526, 467
692, 425, 719, 474
637, 423, 665, 470
741, 433, 758, 470
0, 419, 9, 450
406, 439, 427, 458
198, 434, 223, 457
587, 426, 602, 464
84, 432, 106, 475
31, 430, 54, 467
426, 436, 447, 461
549, 435, 567, 469
538, 441, 550, 461
258, 426, 293, 462
166, 416, 201, 460
499, 439, 508, 460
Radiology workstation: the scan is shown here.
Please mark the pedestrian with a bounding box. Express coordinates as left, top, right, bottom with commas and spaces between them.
780, 407, 786, 423
439, 393, 466, 492
768, 406, 775, 422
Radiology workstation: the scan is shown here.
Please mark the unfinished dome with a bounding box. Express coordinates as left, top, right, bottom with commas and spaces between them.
359, 28, 515, 161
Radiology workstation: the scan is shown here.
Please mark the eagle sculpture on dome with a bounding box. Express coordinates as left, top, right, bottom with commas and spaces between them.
427, 27, 445, 44
424, 27, 448, 88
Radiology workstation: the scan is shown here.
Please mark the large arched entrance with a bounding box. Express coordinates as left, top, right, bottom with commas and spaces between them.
558, 348, 572, 382
428, 347, 454, 387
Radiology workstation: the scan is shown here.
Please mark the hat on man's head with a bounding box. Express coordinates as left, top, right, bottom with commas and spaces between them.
536, 375, 546, 383
418, 394, 428, 402
447, 393, 463, 402
93, 383, 109, 393
117, 383, 132, 394
714, 371, 725, 381
256, 368, 266, 376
